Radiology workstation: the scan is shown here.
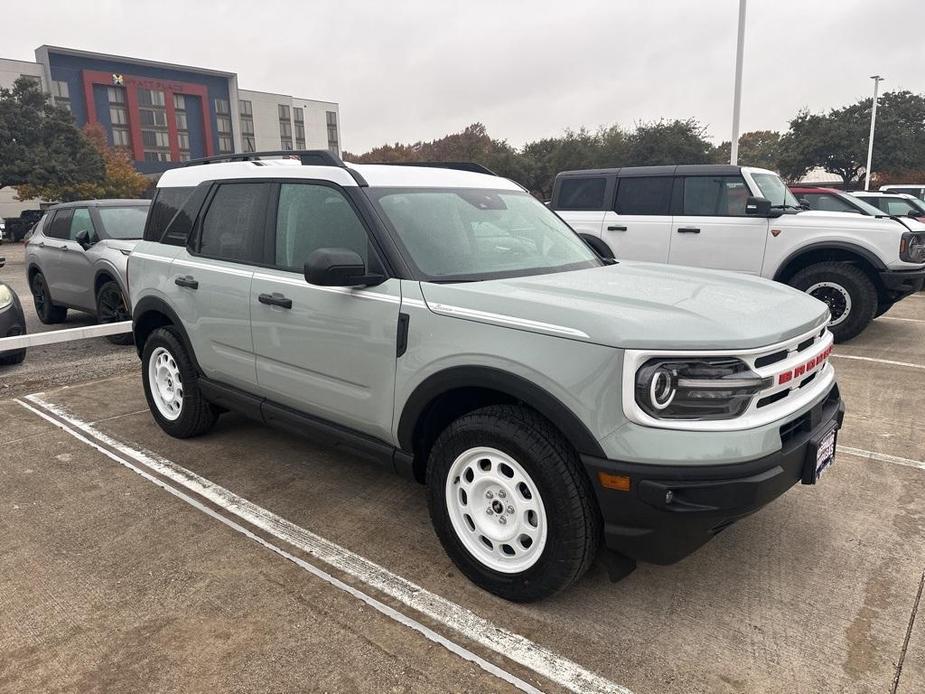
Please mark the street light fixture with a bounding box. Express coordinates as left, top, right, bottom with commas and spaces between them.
864, 75, 884, 191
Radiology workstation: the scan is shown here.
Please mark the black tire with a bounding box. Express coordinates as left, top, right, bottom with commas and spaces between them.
426, 405, 601, 602
141, 327, 218, 438
95, 280, 134, 345
30, 272, 67, 324
0, 349, 26, 366
789, 262, 878, 343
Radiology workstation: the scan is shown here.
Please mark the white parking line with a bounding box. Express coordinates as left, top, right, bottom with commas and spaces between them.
831, 354, 925, 370
841, 446, 925, 472
880, 316, 925, 324
17, 394, 630, 694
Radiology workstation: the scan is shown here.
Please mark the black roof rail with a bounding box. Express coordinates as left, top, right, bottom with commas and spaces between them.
182, 149, 345, 168
365, 161, 497, 176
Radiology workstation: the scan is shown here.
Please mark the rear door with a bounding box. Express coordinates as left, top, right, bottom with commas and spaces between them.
553, 176, 607, 237
172, 182, 267, 392
38, 209, 73, 302
250, 181, 400, 442
600, 175, 673, 262
668, 174, 769, 274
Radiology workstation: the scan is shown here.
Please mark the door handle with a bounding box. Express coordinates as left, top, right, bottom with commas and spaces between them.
258, 292, 292, 309
607, 225, 628, 231
38, 241, 45, 248
677, 227, 701, 234
60, 245, 69, 251
174, 275, 199, 289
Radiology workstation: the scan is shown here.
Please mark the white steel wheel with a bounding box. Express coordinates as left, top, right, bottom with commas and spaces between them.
148, 346, 184, 421
445, 446, 548, 574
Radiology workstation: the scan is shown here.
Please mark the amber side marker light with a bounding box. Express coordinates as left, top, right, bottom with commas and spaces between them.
597, 471, 631, 492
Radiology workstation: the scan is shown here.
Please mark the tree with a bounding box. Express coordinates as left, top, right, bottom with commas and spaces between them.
0, 76, 103, 194
624, 118, 714, 166
712, 130, 782, 170
15, 123, 149, 202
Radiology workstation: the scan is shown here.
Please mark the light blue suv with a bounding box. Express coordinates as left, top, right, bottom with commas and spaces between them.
129, 151, 845, 601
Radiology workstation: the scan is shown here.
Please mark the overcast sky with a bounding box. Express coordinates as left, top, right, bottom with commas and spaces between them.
4, 1, 924, 152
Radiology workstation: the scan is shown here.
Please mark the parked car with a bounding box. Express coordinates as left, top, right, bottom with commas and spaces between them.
880, 184, 925, 201
25, 199, 150, 344
0, 256, 27, 366
853, 191, 925, 220
3, 209, 45, 242
551, 165, 925, 342
789, 186, 885, 216
129, 150, 845, 602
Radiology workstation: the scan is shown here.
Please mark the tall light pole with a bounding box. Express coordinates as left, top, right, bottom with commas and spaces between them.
729, 0, 747, 165
864, 75, 884, 191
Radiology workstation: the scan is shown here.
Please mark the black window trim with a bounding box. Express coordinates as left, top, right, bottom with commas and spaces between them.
555, 176, 608, 211
612, 175, 674, 216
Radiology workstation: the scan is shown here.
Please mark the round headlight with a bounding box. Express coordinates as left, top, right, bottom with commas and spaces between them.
648, 366, 677, 410
0, 284, 13, 310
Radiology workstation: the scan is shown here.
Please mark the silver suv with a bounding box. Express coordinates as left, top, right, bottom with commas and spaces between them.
129, 151, 845, 601
26, 199, 150, 344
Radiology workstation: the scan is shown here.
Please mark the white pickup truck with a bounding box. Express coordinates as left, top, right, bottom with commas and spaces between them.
551, 164, 925, 341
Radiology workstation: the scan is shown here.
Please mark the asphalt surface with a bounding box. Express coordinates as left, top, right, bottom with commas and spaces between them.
0, 248, 923, 693
0, 241, 137, 400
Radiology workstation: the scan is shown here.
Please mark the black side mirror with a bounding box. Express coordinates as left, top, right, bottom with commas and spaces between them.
304, 248, 385, 287
745, 196, 774, 217
75, 229, 93, 250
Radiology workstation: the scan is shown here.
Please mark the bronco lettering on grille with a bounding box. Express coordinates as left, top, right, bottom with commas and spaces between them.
777, 345, 833, 385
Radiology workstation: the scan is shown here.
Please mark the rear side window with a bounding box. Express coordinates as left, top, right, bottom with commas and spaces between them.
198, 183, 269, 263
614, 177, 672, 215
45, 209, 74, 239
557, 177, 605, 210
682, 176, 750, 216
144, 186, 195, 243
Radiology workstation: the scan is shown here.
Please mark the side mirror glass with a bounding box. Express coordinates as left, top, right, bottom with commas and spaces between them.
745, 196, 773, 217
304, 248, 385, 287
75, 229, 93, 250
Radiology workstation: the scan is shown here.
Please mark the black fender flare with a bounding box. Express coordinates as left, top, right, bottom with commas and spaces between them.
579, 234, 615, 260
131, 296, 201, 373
92, 266, 126, 298
773, 242, 887, 282
397, 365, 606, 458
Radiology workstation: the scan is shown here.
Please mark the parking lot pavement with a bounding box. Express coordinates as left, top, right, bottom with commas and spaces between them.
0, 242, 136, 400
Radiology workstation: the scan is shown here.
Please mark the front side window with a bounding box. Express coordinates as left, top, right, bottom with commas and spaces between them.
370, 188, 600, 281
556, 177, 605, 210
804, 193, 858, 214
274, 183, 371, 270
682, 176, 750, 216
97, 206, 149, 240
751, 172, 800, 210
882, 197, 919, 216
614, 177, 672, 215
69, 208, 95, 241
198, 183, 269, 263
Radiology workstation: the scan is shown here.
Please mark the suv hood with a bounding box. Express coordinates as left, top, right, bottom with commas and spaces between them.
419, 262, 829, 351
792, 210, 925, 233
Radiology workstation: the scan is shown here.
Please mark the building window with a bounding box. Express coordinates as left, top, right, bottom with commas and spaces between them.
279, 104, 293, 150
278, 104, 290, 120
110, 107, 128, 125
138, 87, 170, 160
112, 128, 130, 147
107, 86, 130, 150
293, 107, 305, 149
215, 99, 233, 154
214, 98, 230, 114
219, 135, 234, 153
174, 93, 191, 159
143, 151, 171, 162
240, 99, 253, 116
239, 99, 255, 152
137, 88, 166, 107
52, 80, 70, 112
243, 136, 256, 152
326, 111, 339, 152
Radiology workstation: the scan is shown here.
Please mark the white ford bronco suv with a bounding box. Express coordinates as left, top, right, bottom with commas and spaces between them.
129, 151, 844, 601
551, 165, 925, 342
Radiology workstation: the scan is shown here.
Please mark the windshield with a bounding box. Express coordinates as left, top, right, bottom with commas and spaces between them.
97, 206, 149, 239
369, 188, 601, 281
751, 172, 801, 209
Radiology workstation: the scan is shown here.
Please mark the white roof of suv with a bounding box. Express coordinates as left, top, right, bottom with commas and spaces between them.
157, 159, 524, 192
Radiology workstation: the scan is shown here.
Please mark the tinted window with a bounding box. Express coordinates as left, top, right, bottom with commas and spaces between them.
46, 209, 74, 239
557, 177, 606, 210
198, 183, 269, 263
682, 176, 750, 216
145, 186, 195, 243
69, 208, 95, 241
97, 206, 149, 239
882, 198, 918, 216
614, 177, 673, 215
275, 183, 370, 270
804, 193, 858, 213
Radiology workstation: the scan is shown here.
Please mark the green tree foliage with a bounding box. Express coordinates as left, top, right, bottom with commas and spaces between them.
0, 76, 103, 193
713, 130, 783, 170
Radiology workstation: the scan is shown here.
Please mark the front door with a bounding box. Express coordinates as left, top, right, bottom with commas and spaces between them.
250, 181, 400, 442
54, 207, 96, 310
668, 174, 769, 274
600, 175, 674, 262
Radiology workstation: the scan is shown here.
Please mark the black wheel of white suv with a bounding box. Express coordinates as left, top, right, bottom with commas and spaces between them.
141, 327, 218, 438
426, 405, 601, 602
789, 262, 878, 343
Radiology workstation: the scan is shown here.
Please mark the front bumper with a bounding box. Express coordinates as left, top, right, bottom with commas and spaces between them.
581, 384, 845, 565
880, 267, 925, 297
0, 290, 27, 358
